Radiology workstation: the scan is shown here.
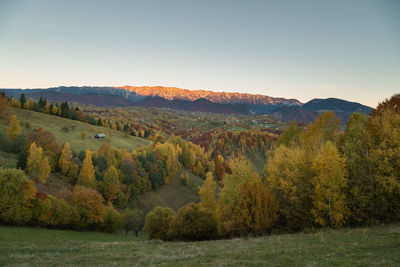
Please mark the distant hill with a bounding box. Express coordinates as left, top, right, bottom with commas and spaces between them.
272, 98, 373, 124
1, 86, 373, 123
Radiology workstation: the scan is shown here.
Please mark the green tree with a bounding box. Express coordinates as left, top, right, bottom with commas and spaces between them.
0, 168, 36, 225
121, 209, 143, 236
168, 203, 218, 241
276, 120, 301, 148
143, 206, 175, 240
102, 204, 122, 233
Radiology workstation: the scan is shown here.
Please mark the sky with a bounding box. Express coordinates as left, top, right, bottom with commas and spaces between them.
0, 0, 399, 107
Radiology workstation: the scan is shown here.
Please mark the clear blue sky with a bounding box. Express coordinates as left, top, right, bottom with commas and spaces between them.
0, 0, 399, 107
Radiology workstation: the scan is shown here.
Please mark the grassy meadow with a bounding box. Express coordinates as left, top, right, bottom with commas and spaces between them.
0, 224, 399, 266
0, 107, 150, 152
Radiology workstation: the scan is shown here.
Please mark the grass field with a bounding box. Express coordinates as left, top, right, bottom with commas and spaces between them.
0, 224, 399, 266
0, 108, 150, 152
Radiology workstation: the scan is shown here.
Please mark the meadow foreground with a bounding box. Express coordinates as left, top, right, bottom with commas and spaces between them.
0, 224, 399, 266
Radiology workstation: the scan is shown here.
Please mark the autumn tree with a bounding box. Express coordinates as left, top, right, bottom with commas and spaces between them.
99, 165, 120, 202
265, 145, 313, 231
39, 156, 51, 183
143, 206, 175, 240
276, 120, 301, 148
214, 154, 226, 180
71, 185, 106, 229
311, 141, 348, 227
27, 142, 44, 179
340, 113, 373, 224
0, 93, 9, 118
198, 171, 217, 213
59, 142, 73, 175
78, 149, 96, 188
216, 158, 274, 237
7, 115, 22, 141
0, 168, 36, 225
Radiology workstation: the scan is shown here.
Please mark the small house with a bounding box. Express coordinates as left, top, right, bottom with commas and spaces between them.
95, 133, 106, 139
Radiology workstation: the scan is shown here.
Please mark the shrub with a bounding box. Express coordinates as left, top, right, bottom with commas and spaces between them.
168, 203, 218, 241
143, 206, 175, 240
102, 204, 122, 233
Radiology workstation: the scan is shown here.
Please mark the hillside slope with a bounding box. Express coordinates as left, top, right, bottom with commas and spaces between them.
0, 108, 149, 152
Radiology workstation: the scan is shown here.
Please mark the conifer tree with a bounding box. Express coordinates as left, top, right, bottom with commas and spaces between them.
19, 93, 26, 108
7, 114, 22, 141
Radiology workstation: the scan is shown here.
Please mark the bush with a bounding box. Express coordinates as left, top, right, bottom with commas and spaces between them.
143, 206, 175, 240
168, 203, 218, 241
102, 205, 121, 233
0, 168, 36, 225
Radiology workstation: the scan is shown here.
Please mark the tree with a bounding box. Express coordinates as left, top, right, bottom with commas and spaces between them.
78, 149, 96, 188
102, 204, 121, 233
340, 113, 373, 224
39, 156, 51, 183
276, 120, 301, 148
311, 141, 348, 227
265, 145, 313, 231
371, 93, 400, 117
0, 93, 9, 118
71, 185, 106, 229
59, 142, 73, 175
19, 93, 26, 108
0, 168, 36, 225
100, 165, 120, 202
236, 178, 278, 235
7, 115, 22, 141
168, 203, 218, 241
198, 171, 217, 213
26, 142, 44, 179
121, 209, 143, 236
143, 206, 175, 240
216, 158, 264, 237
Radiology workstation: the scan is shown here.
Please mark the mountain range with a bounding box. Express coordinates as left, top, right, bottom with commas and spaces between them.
1, 86, 373, 123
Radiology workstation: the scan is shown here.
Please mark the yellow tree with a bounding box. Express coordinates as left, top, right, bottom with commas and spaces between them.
51, 105, 58, 115
27, 142, 44, 179
7, 115, 22, 141
9, 97, 21, 108
216, 158, 260, 237
237, 178, 278, 235
265, 145, 314, 231
39, 156, 51, 183
311, 141, 348, 227
198, 171, 217, 213
78, 149, 96, 188
101, 165, 120, 202
59, 142, 73, 175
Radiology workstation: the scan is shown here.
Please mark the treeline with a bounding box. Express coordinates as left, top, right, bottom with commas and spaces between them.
142, 94, 400, 241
